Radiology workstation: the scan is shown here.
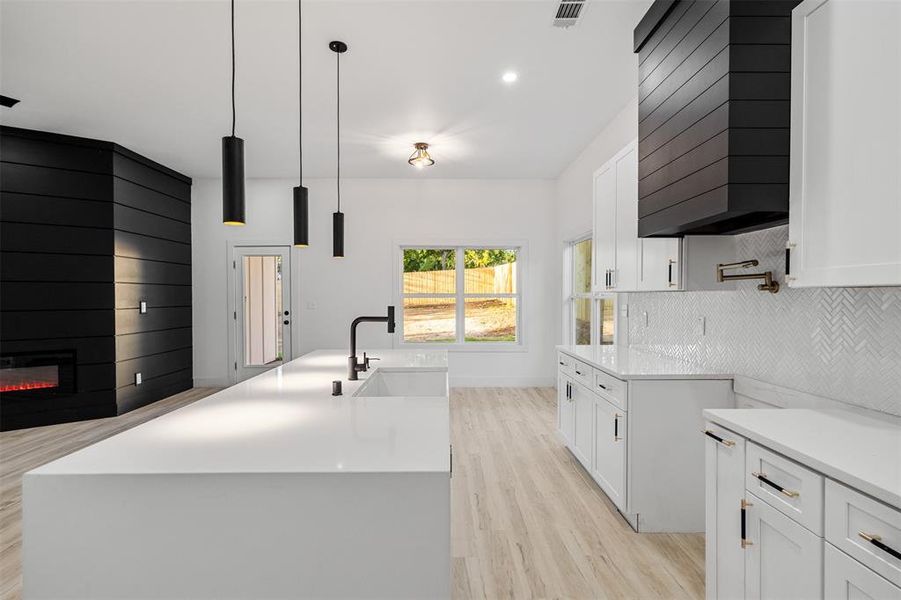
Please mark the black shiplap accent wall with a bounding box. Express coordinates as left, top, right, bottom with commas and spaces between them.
634, 0, 800, 237
0, 126, 192, 429
111, 150, 192, 413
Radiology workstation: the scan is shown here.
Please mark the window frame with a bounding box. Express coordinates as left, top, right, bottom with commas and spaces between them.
563, 234, 616, 347
394, 241, 527, 352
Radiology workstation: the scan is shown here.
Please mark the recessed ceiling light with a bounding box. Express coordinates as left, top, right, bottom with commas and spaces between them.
502, 71, 518, 84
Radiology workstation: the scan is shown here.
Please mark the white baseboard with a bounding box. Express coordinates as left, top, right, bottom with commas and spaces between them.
449, 376, 555, 388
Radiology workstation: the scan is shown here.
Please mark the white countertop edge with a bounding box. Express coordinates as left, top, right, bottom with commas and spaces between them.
27, 349, 452, 477
556, 345, 734, 381
703, 408, 901, 509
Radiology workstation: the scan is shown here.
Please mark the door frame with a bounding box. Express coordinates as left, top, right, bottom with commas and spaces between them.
226, 243, 294, 384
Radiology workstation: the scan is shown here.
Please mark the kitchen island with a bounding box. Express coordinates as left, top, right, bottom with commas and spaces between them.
23, 350, 451, 599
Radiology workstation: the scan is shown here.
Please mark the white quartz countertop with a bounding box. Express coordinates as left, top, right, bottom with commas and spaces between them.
557, 345, 733, 380
704, 408, 901, 508
29, 350, 450, 476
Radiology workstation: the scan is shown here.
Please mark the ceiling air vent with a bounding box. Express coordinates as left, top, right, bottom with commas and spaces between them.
554, 0, 585, 28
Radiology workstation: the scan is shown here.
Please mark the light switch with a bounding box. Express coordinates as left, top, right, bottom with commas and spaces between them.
696, 316, 706, 337
642, 311, 649, 327
139, 301, 147, 314
135, 372, 142, 386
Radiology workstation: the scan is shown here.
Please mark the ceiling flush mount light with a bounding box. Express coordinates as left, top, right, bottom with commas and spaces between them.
407, 142, 435, 169
330, 40, 348, 258
293, 0, 308, 247
222, 0, 245, 226
501, 71, 518, 84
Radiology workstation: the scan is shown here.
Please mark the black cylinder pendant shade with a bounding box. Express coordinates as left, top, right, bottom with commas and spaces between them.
222, 136, 245, 226
293, 185, 309, 247
333, 211, 344, 258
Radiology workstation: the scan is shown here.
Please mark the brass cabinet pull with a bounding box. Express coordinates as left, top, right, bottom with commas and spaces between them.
740, 499, 753, 548
704, 429, 736, 447
752, 472, 799, 498
859, 532, 901, 561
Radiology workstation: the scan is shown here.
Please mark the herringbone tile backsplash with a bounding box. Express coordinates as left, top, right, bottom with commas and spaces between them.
625, 226, 901, 416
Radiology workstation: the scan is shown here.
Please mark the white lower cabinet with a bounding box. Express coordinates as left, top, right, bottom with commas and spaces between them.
706, 420, 900, 600
744, 492, 823, 600
557, 352, 733, 532
704, 425, 746, 600
824, 542, 901, 600
571, 381, 593, 470
592, 395, 626, 512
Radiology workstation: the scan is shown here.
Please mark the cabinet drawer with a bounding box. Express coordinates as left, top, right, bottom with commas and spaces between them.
557, 352, 575, 376
593, 369, 627, 411
572, 359, 592, 388
825, 479, 901, 587
824, 542, 901, 600
746, 442, 824, 535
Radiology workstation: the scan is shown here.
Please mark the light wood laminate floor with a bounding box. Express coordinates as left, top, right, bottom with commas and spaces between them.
0, 387, 704, 599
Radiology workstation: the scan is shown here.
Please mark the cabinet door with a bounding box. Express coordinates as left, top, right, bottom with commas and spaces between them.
745, 493, 823, 600
571, 382, 593, 471
824, 542, 901, 600
789, 0, 901, 287
704, 425, 746, 600
558, 376, 574, 447
592, 395, 626, 511
592, 160, 617, 292
638, 238, 680, 291
823, 543, 901, 600
613, 142, 639, 291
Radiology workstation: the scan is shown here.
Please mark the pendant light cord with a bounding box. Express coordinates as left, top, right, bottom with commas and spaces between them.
336, 49, 341, 213
231, 0, 236, 137
298, 0, 302, 183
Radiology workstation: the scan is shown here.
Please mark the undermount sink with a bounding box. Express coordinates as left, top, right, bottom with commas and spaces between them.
353, 369, 448, 398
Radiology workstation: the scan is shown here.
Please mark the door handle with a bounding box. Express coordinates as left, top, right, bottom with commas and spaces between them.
704, 430, 736, 447
858, 533, 901, 561
752, 472, 799, 498
667, 259, 677, 287
741, 499, 753, 548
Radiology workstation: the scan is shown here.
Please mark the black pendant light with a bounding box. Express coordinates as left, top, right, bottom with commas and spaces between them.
330, 40, 347, 258
293, 0, 308, 247
222, 0, 245, 226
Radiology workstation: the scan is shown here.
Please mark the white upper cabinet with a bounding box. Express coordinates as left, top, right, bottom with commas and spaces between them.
593, 142, 633, 292
788, 0, 901, 287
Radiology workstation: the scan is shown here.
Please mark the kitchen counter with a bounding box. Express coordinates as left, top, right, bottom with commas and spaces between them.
29, 349, 450, 475
24, 349, 452, 599
557, 344, 733, 380
704, 407, 901, 508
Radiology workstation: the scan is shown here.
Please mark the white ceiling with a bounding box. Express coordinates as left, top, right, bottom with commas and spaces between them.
0, 0, 648, 180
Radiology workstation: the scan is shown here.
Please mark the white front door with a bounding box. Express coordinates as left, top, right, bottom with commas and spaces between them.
233, 246, 292, 382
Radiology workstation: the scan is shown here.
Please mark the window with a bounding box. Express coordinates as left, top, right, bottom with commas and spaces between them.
400, 246, 521, 346
564, 237, 614, 346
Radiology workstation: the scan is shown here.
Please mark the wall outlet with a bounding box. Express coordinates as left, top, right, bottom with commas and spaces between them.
642, 311, 649, 327
139, 301, 147, 314
619, 303, 629, 318
696, 316, 706, 336
135, 372, 142, 386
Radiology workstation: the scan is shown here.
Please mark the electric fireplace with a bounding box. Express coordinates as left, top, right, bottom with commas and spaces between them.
0, 351, 76, 398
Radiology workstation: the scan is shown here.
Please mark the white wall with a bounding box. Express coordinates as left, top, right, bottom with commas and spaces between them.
192, 178, 557, 387
553, 97, 638, 344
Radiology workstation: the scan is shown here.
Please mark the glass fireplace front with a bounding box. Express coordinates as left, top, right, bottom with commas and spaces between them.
0, 351, 76, 397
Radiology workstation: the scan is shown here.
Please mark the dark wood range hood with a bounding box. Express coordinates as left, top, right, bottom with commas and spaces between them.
634, 0, 800, 237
